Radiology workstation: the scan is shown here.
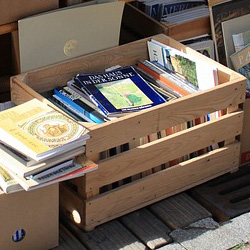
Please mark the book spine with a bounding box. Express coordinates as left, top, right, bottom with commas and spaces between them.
137, 60, 192, 96
54, 88, 106, 123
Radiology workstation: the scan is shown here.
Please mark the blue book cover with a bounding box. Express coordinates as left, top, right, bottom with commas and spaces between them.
54, 87, 108, 123
74, 66, 166, 116
160, 1, 205, 19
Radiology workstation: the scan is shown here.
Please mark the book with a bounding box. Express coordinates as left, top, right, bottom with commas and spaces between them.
0, 165, 23, 194
0, 144, 86, 178
0, 98, 89, 162
18, 1, 125, 72
133, 65, 179, 100
232, 30, 250, 52
74, 66, 166, 117
53, 87, 109, 123
230, 43, 250, 92
2, 155, 98, 191
208, 0, 250, 65
221, 13, 250, 67
147, 39, 218, 91
181, 35, 215, 60
136, 59, 195, 96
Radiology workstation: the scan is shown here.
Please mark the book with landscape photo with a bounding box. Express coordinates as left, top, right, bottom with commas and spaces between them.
208, 0, 250, 65
147, 39, 218, 91
0, 98, 89, 162
73, 66, 166, 117
230, 43, 250, 92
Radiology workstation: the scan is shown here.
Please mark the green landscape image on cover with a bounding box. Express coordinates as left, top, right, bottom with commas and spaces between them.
171, 55, 198, 87
96, 79, 153, 109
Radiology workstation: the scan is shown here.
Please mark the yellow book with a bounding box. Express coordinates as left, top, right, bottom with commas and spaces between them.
0, 99, 89, 161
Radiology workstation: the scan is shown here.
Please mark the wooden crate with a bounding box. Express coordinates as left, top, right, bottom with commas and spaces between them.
10, 34, 246, 231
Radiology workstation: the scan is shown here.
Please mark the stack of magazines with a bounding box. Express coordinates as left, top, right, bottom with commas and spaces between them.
0, 99, 97, 194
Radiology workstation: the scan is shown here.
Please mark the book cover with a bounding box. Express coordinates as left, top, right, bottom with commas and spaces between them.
159, 0, 206, 19
148, 39, 218, 91
230, 43, 250, 91
0, 99, 89, 161
74, 66, 166, 116
221, 13, 250, 68
209, 0, 250, 65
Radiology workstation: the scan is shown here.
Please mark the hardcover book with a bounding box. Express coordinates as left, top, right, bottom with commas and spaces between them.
74, 66, 166, 116
208, 0, 250, 65
0, 99, 89, 162
230, 43, 250, 92
18, 1, 124, 72
221, 13, 250, 68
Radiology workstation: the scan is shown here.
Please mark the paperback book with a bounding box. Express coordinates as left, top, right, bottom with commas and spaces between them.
74, 66, 166, 117
0, 98, 90, 162
2, 155, 98, 191
147, 39, 218, 91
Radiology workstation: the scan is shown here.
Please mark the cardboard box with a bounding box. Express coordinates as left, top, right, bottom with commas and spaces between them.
10, 34, 246, 230
0, 184, 59, 250
0, 0, 59, 26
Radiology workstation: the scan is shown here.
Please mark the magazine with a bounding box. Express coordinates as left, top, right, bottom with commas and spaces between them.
73, 66, 166, 117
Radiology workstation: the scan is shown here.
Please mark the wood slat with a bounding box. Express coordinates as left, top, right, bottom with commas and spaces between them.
120, 208, 172, 249
149, 193, 211, 230
84, 143, 240, 228
0, 22, 17, 35
62, 219, 146, 249
59, 183, 86, 229
86, 80, 245, 155
85, 111, 243, 191
164, 16, 211, 42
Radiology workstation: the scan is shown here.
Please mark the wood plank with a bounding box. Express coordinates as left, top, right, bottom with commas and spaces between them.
84, 143, 240, 228
59, 183, 86, 228
86, 80, 245, 155
85, 112, 243, 191
164, 16, 211, 42
149, 193, 211, 230
0, 22, 17, 35
120, 208, 172, 249
53, 224, 87, 250
62, 219, 146, 249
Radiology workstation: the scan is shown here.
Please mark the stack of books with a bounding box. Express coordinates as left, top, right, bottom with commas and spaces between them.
0, 99, 97, 194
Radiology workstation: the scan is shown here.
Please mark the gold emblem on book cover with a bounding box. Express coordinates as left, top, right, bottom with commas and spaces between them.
64, 39, 79, 56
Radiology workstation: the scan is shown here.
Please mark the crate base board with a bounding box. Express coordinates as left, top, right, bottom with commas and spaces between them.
60, 143, 240, 231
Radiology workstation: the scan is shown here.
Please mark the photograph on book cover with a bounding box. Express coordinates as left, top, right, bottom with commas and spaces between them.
209, 0, 250, 66
221, 13, 250, 68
